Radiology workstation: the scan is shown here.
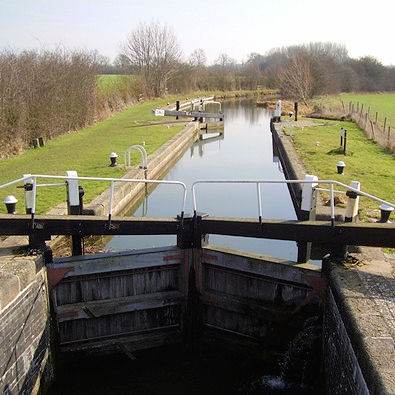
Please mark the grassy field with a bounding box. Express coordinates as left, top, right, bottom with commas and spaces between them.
97, 74, 139, 95
0, 97, 186, 214
283, 119, 395, 221
313, 92, 395, 129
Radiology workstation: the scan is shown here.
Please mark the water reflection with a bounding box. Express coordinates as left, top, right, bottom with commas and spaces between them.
106, 99, 298, 260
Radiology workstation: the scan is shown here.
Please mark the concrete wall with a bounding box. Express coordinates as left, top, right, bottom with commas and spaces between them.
0, 256, 53, 394
324, 287, 369, 394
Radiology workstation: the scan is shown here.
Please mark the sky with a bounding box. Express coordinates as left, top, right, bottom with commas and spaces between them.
1, 0, 395, 66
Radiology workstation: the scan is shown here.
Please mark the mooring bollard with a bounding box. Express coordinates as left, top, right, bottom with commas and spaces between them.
109, 152, 118, 167
378, 204, 393, 223
3, 195, 17, 214
336, 161, 346, 175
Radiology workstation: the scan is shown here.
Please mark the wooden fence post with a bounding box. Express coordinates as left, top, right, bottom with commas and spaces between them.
375, 112, 378, 124
370, 120, 375, 139
383, 117, 387, 131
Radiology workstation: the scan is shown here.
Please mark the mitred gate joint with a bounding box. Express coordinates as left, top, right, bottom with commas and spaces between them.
176, 213, 209, 249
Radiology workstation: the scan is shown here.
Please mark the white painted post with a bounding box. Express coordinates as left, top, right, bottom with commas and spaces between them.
66, 170, 83, 255
23, 173, 34, 214
345, 181, 360, 222
66, 170, 80, 214
298, 174, 318, 263
301, 174, 318, 212
273, 100, 282, 122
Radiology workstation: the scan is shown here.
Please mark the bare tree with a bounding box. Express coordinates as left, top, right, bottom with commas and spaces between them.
189, 48, 207, 68
276, 54, 314, 104
121, 22, 182, 97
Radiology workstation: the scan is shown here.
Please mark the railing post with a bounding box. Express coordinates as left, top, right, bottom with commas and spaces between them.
345, 181, 360, 223
23, 174, 33, 214
24, 173, 42, 249
329, 181, 360, 261
66, 170, 83, 256
298, 175, 318, 263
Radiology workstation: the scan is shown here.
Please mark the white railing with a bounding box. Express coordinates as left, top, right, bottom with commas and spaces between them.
0, 174, 187, 221
123, 144, 148, 171
1, 175, 394, 226
191, 179, 395, 225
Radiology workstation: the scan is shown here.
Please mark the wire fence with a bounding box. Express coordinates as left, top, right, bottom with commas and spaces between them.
342, 100, 394, 153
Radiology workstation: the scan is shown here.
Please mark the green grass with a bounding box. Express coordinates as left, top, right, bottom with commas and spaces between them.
313, 92, 395, 129
96, 74, 138, 95
0, 97, 185, 214
284, 120, 395, 221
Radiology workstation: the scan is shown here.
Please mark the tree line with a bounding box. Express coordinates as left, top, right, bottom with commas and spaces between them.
108, 22, 395, 102
1, 21, 394, 159
0, 49, 141, 159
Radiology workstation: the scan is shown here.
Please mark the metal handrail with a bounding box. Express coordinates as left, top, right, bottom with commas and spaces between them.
191, 179, 395, 225
0, 175, 187, 224
203, 100, 222, 112
123, 145, 148, 169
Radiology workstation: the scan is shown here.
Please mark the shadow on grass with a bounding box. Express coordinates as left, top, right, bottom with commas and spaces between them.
326, 148, 353, 156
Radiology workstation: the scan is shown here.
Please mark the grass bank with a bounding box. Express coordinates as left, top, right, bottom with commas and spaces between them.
283, 119, 394, 221
0, 97, 187, 214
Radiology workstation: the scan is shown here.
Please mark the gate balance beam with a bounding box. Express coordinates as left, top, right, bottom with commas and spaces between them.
152, 109, 224, 119
200, 218, 395, 248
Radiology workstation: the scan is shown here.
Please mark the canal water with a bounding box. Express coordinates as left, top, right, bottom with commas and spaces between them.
50, 100, 321, 395
106, 99, 298, 261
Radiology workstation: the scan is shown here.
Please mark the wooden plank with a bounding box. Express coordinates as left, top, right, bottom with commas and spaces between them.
60, 327, 181, 353
201, 246, 321, 288
54, 266, 181, 305
55, 291, 184, 321
49, 247, 184, 278
200, 292, 308, 324
58, 306, 181, 343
